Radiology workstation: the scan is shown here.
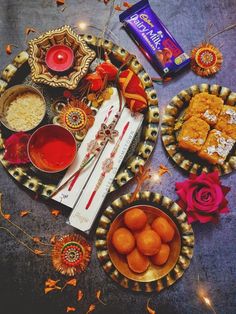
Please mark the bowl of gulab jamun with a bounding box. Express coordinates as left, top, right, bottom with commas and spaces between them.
107, 205, 181, 282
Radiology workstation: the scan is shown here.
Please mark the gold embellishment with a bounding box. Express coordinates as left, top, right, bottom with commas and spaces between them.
190, 43, 223, 77
51, 234, 91, 276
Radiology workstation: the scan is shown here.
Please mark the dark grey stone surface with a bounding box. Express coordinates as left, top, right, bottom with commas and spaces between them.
0, 1, 235, 313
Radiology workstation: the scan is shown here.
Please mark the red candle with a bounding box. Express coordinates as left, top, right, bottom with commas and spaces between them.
45, 45, 74, 72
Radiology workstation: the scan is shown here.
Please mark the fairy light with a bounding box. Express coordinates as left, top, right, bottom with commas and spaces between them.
151, 173, 161, 183
77, 22, 88, 31
197, 286, 216, 314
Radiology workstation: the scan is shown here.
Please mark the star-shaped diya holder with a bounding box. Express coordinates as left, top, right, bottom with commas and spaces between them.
28, 25, 96, 89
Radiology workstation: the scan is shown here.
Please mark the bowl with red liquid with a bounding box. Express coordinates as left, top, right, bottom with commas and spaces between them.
28, 124, 77, 173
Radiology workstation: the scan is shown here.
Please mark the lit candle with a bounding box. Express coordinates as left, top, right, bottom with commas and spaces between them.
45, 44, 74, 72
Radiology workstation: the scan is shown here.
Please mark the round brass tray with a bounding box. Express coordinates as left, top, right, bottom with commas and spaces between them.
0, 33, 159, 197
161, 84, 236, 176
96, 191, 194, 292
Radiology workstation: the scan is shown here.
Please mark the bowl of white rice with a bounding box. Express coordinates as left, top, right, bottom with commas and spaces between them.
0, 85, 46, 132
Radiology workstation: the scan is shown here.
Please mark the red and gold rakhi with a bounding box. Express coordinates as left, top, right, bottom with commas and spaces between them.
190, 42, 223, 77
51, 234, 92, 276
85, 121, 130, 209
58, 98, 95, 139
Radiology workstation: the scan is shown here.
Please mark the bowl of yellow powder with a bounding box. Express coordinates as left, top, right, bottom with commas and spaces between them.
0, 85, 46, 132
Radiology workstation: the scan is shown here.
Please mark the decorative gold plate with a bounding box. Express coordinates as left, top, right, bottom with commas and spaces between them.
161, 84, 236, 176
0, 32, 159, 197
96, 191, 194, 292
28, 25, 96, 90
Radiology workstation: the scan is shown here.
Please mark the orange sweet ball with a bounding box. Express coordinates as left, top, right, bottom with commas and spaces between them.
151, 217, 175, 243
127, 248, 150, 273
124, 207, 148, 231
133, 224, 151, 240
151, 244, 170, 266
112, 227, 135, 255
136, 229, 161, 256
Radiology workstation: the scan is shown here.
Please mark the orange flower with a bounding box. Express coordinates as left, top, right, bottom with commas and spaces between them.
96, 290, 106, 305
34, 249, 45, 256
77, 290, 83, 302
50, 235, 57, 245
86, 304, 96, 314
20, 210, 30, 217
56, 0, 65, 5
51, 209, 60, 217
44, 278, 61, 294
3, 213, 11, 220
114, 5, 122, 11
45, 278, 60, 288
146, 299, 156, 314
66, 307, 76, 312
157, 164, 171, 177
32, 236, 41, 244
61, 278, 77, 291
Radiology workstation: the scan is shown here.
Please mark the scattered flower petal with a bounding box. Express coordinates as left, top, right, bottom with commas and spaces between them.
56, 0, 65, 5
50, 235, 57, 245
51, 209, 60, 217
44, 286, 61, 294
32, 236, 41, 244
146, 299, 156, 314
77, 289, 84, 302
3, 214, 11, 220
123, 2, 132, 8
34, 249, 45, 256
4, 132, 30, 165
20, 210, 30, 217
114, 5, 122, 11
45, 278, 60, 288
86, 304, 96, 314
66, 307, 76, 312
96, 290, 106, 305
62, 278, 77, 291
157, 164, 171, 177
5, 44, 16, 55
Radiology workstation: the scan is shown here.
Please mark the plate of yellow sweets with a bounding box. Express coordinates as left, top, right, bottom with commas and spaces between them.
95, 191, 194, 292
161, 84, 236, 175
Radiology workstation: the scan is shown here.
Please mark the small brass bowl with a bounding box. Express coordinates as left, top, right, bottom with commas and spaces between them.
27, 124, 77, 173
28, 25, 96, 90
0, 84, 46, 132
107, 204, 181, 282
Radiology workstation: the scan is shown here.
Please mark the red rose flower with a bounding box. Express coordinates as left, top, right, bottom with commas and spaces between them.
4, 132, 30, 164
175, 171, 230, 224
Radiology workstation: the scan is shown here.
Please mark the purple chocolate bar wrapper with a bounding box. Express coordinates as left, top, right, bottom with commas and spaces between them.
120, 0, 190, 77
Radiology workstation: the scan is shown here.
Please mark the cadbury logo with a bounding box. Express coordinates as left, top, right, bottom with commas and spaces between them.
140, 14, 154, 27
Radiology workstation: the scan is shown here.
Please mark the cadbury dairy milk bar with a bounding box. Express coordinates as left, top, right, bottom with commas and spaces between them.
119, 0, 190, 77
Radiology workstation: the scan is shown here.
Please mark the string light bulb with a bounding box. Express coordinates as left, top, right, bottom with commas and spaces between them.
77, 22, 88, 31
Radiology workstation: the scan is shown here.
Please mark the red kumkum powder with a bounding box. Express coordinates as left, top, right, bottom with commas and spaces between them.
29, 125, 76, 172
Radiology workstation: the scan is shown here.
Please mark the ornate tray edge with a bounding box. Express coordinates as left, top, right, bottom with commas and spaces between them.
95, 191, 194, 293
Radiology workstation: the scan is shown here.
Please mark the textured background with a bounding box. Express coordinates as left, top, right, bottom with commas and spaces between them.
0, 0, 236, 313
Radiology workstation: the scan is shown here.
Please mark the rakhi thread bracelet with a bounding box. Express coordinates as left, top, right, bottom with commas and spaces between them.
68, 105, 114, 191
50, 107, 120, 197
85, 121, 130, 209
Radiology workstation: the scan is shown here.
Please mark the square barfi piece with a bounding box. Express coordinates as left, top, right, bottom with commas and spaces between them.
184, 92, 223, 126
198, 129, 235, 165
215, 105, 236, 140
177, 116, 210, 152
